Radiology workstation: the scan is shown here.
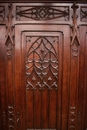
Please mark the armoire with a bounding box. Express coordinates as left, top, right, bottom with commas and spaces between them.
0, 0, 87, 130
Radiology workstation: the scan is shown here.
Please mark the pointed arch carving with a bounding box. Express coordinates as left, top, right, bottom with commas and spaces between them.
26, 36, 59, 90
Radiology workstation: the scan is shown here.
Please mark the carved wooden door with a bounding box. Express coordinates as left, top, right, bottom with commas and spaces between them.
14, 24, 70, 130
0, 2, 87, 130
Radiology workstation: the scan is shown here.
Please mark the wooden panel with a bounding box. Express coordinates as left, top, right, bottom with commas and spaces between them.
14, 24, 70, 130
25, 34, 60, 129
0, 26, 7, 130
0, 2, 87, 130
81, 26, 87, 129
76, 26, 86, 130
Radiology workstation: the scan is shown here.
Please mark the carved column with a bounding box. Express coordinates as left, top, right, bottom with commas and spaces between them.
5, 3, 15, 130
69, 3, 80, 130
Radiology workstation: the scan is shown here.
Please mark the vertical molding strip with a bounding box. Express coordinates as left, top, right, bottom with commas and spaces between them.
69, 3, 80, 130
5, 3, 15, 130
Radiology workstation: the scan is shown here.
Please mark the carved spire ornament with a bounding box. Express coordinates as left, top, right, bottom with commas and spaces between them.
71, 3, 80, 46
5, 3, 14, 46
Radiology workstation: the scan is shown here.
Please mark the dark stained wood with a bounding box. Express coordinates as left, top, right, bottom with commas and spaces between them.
1, 0, 87, 2
0, 26, 7, 130
0, 2, 87, 130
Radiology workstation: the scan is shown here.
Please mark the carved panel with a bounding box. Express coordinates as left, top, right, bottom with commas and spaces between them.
26, 36, 58, 90
16, 6, 69, 21
8, 106, 14, 130
0, 6, 5, 21
81, 6, 87, 22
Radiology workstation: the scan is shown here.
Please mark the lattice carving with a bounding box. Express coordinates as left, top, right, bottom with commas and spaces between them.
81, 6, 87, 22
0, 6, 5, 21
8, 106, 14, 130
2, 111, 6, 125
16, 6, 69, 21
71, 3, 80, 46
26, 36, 59, 90
69, 107, 76, 129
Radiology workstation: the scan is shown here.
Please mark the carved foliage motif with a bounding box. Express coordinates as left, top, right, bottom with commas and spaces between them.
0, 6, 5, 21
8, 106, 14, 130
16, 6, 69, 21
69, 107, 76, 129
81, 6, 87, 22
26, 36, 58, 90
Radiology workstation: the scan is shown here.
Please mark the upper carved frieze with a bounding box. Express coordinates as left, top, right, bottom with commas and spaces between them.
16, 6, 69, 21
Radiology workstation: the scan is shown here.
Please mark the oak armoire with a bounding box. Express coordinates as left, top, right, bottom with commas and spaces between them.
0, 1, 87, 130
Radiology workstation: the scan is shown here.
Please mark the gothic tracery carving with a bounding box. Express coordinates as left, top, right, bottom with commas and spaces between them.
26, 36, 59, 90
16, 6, 69, 21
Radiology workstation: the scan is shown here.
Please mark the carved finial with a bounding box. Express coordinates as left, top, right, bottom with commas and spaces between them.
71, 3, 80, 46
71, 2, 79, 11
8, 3, 12, 10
